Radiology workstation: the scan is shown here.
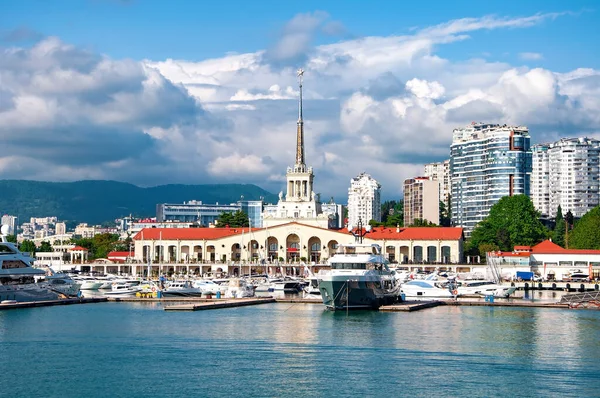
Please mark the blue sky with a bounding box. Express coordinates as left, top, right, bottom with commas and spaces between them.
1, 0, 598, 69
0, 0, 599, 200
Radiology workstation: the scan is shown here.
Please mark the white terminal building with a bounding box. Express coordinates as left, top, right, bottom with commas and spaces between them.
451, 123, 532, 236
531, 137, 600, 219
347, 172, 381, 228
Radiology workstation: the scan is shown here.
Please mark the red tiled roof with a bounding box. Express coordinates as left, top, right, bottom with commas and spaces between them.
514, 245, 531, 252
531, 240, 600, 255
70, 246, 89, 251
364, 227, 464, 240
133, 227, 260, 241
132, 224, 464, 242
108, 251, 131, 258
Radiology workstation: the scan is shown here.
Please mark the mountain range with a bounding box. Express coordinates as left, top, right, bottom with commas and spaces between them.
0, 180, 278, 226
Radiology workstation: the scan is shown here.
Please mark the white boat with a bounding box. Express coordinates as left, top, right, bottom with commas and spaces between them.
401, 279, 455, 300
225, 278, 255, 298
301, 264, 320, 295
74, 276, 104, 290
193, 280, 227, 295
270, 277, 302, 292
0, 225, 59, 302
39, 272, 81, 297
103, 282, 142, 298
318, 242, 401, 310
162, 281, 203, 297
303, 277, 320, 295
456, 280, 517, 298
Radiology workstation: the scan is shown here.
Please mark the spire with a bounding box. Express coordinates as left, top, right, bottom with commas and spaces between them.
296, 68, 305, 167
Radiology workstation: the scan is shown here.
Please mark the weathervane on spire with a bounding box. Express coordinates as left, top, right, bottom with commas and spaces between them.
297, 68, 304, 85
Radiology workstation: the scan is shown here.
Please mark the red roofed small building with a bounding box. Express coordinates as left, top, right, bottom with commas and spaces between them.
489, 240, 600, 281
107, 251, 132, 264
131, 222, 464, 277
69, 245, 89, 264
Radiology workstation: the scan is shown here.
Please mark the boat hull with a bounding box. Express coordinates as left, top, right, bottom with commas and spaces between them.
318, 279, 398, 310
0, 284, 59, 302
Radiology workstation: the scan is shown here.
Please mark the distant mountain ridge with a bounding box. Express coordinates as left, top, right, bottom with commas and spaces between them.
0, 180, 278, 225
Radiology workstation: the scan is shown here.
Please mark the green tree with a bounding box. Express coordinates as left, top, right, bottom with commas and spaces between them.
468, 195, 547, 253
39, 241, 53, 252
368, 219, 384, 227
92, 233, 120, 259
384, 212, 403, 228
553, 205, 565, 247
439, 200, 452, 227
5, 234, 17, 243
216, 212, 234, 227
20, 239, 37, 254
564, 210, 575, 248
410, 218, 437, 227
569, 206, 600, 249
216, 211, 248, 227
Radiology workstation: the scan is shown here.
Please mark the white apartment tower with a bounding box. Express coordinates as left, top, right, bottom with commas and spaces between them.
451, 123, 532, 236
424, 159, 450, 205
404, 177, 440, 226
55, 222, 67, 236
531, 144, 551, 218
347, 172, 381, 227
532, 138, 600, 219
1, 215, 17, 235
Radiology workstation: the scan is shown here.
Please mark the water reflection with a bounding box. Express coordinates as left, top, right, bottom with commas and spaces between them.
2, 301, 600, 397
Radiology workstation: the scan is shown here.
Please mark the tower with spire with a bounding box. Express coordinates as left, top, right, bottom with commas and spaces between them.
286, 68, 314, 202
262, 69, 330, 228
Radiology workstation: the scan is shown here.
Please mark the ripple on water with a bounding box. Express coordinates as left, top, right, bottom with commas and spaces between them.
0, 302, 599, 397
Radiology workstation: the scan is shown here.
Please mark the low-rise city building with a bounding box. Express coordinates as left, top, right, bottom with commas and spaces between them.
490, 240, 600, 281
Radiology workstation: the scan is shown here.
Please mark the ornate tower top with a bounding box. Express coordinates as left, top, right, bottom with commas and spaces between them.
295, 68, 305, 168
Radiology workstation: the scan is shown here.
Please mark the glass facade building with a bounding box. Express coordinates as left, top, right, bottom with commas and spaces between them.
157, 200, 264, 227
450, 123, 532, 237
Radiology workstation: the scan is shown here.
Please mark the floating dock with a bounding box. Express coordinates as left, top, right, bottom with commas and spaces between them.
0, 297, 107, 311
164, 297, 276, 311
379, 299, 570, 312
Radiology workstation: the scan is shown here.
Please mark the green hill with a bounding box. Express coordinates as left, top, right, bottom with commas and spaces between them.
0, 180, 278, 225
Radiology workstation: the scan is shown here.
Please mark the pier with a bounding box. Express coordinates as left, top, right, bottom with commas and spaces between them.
164, 297, 276, 311
0, 297, 107, 311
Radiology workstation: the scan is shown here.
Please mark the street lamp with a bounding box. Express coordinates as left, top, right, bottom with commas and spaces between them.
348, 217, 371, 243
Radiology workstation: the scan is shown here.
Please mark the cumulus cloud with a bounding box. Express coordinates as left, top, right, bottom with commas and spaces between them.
2, 10, 598, 202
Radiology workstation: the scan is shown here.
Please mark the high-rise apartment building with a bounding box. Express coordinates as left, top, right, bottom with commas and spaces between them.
347, 172, 381, 227
55, 222, 67, 236
451, 123, 532, 236
1, 214, 17, 235
424, 159, 450, 206
532, 138, 600, 219
531, 144, 551, 218
403, 177, 440, 226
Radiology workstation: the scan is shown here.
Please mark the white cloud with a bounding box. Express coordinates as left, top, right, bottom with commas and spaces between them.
519, 52, 544, 60
1, 10, 597, 201
208, 153, 270, 177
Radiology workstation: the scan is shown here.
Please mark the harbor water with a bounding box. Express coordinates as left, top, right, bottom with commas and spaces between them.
1, 302, 599, 397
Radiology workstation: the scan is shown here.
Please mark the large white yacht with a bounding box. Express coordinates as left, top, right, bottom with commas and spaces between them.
0, 225, 59, 302
318, 242, 401, 310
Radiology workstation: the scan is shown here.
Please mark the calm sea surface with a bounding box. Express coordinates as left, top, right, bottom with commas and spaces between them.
1, 302, 599, 398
